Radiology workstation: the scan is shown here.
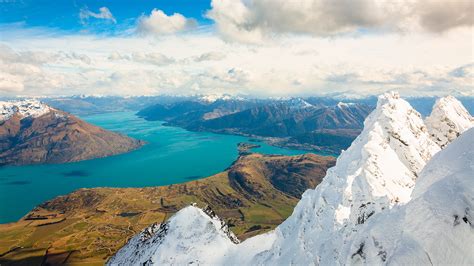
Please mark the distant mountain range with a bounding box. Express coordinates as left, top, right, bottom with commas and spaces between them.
4, 95, 472, 155
0, 100, 144, 166
138, 98, 372, 154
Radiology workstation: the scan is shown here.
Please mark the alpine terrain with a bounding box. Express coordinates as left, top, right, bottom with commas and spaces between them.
108, 92, 474, 265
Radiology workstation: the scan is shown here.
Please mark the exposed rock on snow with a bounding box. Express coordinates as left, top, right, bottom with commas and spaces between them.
249, 91, 440, 265
348, 128, 474, 265
0, 99, 52, 122
107, 205, 240, 265
286, 98, 314, 109
425, 95, 474, 148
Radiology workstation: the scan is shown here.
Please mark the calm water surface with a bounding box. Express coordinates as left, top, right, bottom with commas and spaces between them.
0, 112, 327, 223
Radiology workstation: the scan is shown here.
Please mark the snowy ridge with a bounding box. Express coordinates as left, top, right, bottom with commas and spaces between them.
337, 101, 356, 108
286, 98, 314, 109
425, 95, 474, 148
0, 99, 52, 122
107, 205, 239, 265
347, 128, 474, 265
248, 91, 440, 265
109, 93, 473, 265
198, 94, 243, 103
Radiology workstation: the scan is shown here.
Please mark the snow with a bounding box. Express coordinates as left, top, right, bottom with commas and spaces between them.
337, 101, 356, 108
286, 98, 314, 109
199, 94, 242, 103
247, 91, 441, 265
107, 205, 240, 265
109, 92, 473, 265
0, 99, 52, 122
347, 128, 474, 265
425, 95, 474, 148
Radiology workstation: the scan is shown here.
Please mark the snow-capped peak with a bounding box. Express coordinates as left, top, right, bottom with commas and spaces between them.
247, 91, 441, 264
286, 98, 313, 109
348, 128, 474, 265
0, 99, 52, 122
108, 205, 239, 265
336, 101, 356, 108
425, 95, 474, 148
199, 94, 242, 103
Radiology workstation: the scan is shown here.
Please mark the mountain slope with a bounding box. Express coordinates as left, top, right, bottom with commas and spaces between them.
0, 100, 144, 166
425, 95, 474, 148
247, 91, 441, 265
108, 206, 240, 265
348, 128, 474, 265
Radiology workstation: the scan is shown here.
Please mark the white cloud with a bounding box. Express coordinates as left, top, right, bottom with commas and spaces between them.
79, 7, 116, 25
207, 0, 474, 43
137, 9, 197, 36
109, 52, 175, 66
194, 52, 226, 62
0, 26, 472, 98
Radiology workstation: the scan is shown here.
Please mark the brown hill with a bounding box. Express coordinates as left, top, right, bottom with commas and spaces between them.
0, 153, 335, 265
0, 109, 144, 166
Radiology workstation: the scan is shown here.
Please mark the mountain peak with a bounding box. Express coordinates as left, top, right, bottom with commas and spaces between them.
251, 92, 441, 264
0, 99, 52, 122
286, 98, 313, 109
425, 95, 474, 148
348, 128, 474, 265
376, 91, 401, 107
108, 205, 239, 265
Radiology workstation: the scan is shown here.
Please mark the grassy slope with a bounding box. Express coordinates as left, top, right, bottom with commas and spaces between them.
0, 153, 334, 265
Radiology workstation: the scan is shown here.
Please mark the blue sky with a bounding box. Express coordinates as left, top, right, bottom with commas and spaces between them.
0, 0, 212, 33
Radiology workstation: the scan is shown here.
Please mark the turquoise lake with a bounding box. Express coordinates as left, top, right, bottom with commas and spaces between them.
0, 112, 328, 223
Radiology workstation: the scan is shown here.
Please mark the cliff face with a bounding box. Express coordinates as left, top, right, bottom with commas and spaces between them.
0, 100, 144, 166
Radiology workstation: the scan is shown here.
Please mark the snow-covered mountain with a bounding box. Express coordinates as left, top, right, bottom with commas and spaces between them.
0, 99, 52, 122
108, 92, 473, 265
108, 205, 240, 265
245, 91, 440, 265
425, 95, 474, 148
286, 97, 314, 109
348, 127, 474, 265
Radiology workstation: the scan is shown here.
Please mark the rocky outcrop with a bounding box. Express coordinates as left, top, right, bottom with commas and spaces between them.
425, 95, 473, 148
0, 100, 144, 166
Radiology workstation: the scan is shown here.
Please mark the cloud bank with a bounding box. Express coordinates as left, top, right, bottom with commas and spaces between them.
207, 0, 474, 43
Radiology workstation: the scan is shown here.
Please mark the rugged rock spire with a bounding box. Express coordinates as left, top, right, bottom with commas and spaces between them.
425, 95, 474, 148
251, 91, 440, 264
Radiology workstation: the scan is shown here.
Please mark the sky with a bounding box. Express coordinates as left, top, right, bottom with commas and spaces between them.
0, 0, 473, 98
